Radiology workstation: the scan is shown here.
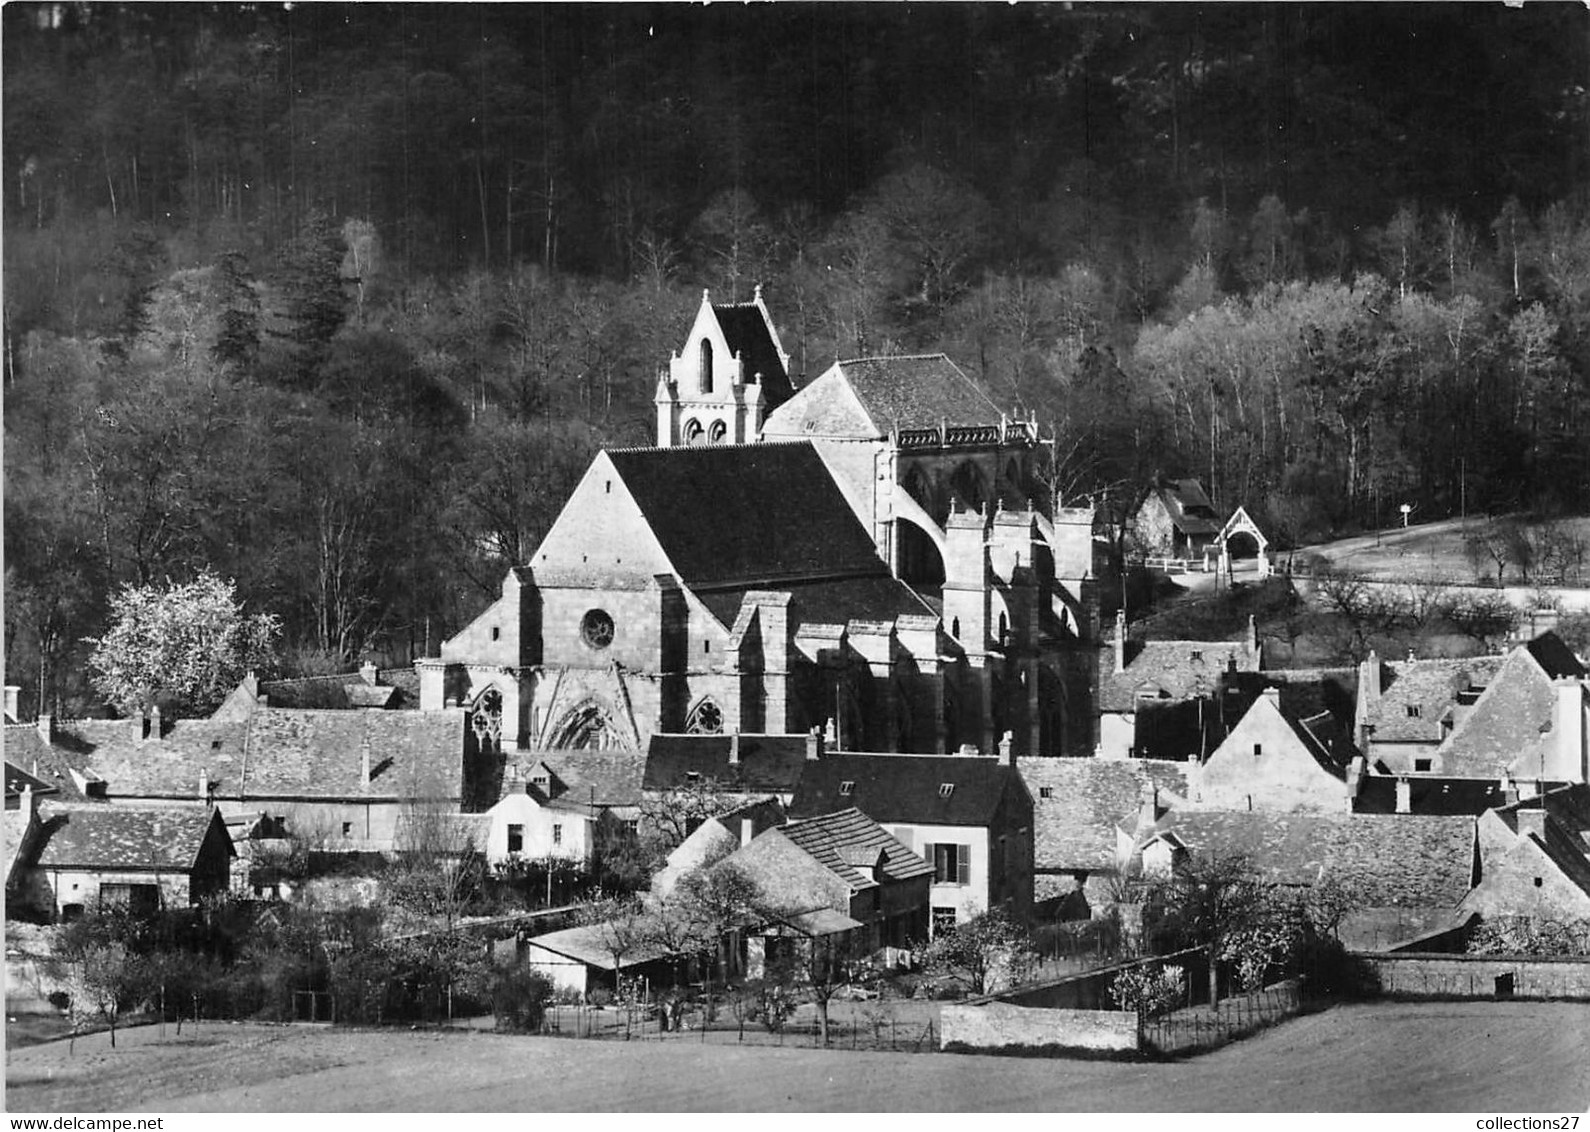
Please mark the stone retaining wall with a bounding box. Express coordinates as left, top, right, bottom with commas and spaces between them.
1357, 952, 1590, 1000
940, 1000, 1139, 1053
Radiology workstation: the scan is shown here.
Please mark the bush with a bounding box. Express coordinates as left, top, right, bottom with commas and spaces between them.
470, 963, 553, 1032
1109, 962, 1187, 1017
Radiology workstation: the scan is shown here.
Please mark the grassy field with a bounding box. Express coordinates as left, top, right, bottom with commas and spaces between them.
7, 1000, 1588, 1112
1298, 515, 1590, 585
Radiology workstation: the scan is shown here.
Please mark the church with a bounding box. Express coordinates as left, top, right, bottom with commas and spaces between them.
419, 289, 1104, 762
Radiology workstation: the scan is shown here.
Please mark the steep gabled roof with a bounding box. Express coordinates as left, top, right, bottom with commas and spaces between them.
4, 760, 56, 801
1142, 810, 1476, 909
777, 808, 934, 890
711, 299, 794, 408
1150, 477, 1220, 536
790, 753, 1026, 827
257, 669, 419, 710
644, 734, 811, 796
34, 804, 233, 872
1438, 636, 1586, 779
1362, 656, 1503, 743
1020, 757, 1188, 872
605, 443, 888, 590
1098, 638, 1260, 714
833, 355, 1005, 433
3, 725, 90, 801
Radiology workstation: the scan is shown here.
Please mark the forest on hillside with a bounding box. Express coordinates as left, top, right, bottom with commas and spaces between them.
5, 2, 1590, 718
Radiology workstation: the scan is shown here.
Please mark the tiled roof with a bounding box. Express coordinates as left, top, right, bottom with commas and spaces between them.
644, 734, 810, 795
1020, 757, 1189, 871
525, 923, 674, 969
1526, 632, 1586, 679
712, 300, 794, 409
3, 726, 90, 801
34, 803, 232, 872
1363, 656, 1504, 743
1098, 638, 1260, 714
607, 443, 888, 589
4, 760, 56, 800
790, 753, 1025, 827
1437, 641, 1582, 779
778, 808, 933, 890
1151, 477, 1221, 536
835, 355, 1005, 433
696, 575, 933, 634
530, 749, 646, 809
1143, 810, 1476, 909
1353, 774, 1510, 815
57, 710, 465, 801
258, 670, 418, 710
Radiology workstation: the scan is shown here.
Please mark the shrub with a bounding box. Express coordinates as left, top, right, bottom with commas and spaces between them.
470, 963, 553, 1032
1109, 962, 1187, 1017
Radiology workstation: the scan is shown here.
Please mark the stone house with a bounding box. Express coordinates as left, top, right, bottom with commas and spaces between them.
21, 801, 234, 919
1018, 756, 1188, 915
1135, 809, 1478, 949
1127, 476, 1222, 559
1183, 686, 1355, 813
650, 796, 787, 898
789, 746, 1033, 935
1354, 651, 1506, 774
1096, 612, 1262, 759
1461, 785, 1590, 921
643, 731, 816, 809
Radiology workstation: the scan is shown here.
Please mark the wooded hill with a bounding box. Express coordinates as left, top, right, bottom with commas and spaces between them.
5, 2, 1589, 717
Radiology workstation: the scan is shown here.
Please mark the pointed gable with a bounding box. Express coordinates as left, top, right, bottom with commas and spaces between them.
1438, 635, 1587, 780
711, 297, 793, 408
1193, 689, 1350, 813
530, 451, 678, 580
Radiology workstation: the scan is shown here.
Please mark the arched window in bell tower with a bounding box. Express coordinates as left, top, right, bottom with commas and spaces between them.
699, 339, 714, 394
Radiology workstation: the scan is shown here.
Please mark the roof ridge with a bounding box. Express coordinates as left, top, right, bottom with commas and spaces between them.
838, 353, 952, 364
604, 440, 813, 455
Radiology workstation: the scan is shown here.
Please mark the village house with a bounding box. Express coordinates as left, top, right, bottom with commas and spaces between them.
1135, 809, 1478, 949
420, 291, 1106, 770
650, 796, 787, 898
1019, 756, 1188, 917
1096, 612, 1262, 759
643, 731, 816, 809
1127, 476, 1222, 560
16, 681, 477, 854
1182, 686, 1357, 813
789, 745, 1032, 935
1356, 633, 1588, 791
1461, 784, 1590, 921
12, 797, 234, 920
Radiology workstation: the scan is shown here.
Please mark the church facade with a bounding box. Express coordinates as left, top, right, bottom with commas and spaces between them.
419, 290, 1104, 763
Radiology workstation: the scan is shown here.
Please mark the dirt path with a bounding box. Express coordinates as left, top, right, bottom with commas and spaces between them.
8, 1001, 1589, 1112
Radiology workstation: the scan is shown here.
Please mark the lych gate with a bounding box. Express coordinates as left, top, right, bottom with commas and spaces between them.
1214, 505, 1271, 578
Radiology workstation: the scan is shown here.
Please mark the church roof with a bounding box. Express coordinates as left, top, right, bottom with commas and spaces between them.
712, 300, 794, 409
606, 442, 888, 589
835, 355, 1005, 433
697, 575, 934, 634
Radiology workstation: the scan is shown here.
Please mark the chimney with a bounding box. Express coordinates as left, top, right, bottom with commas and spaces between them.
19, 782, 33, 821
198, 767, 209, 801
3, 685, 18, 722
1516, 806, 1547, 841
997, 731, 1013, 766
149, 704, 161, 740
1115, 610, 1127, 673
1248, 614, 1259, 654
1395, 777, 1412, 814
37, 714, 54, 742
728, 730, 741, 766
1345, 756, 1365, 811
1547, 679, 1587, 784
361, 743, 372, 787
1185, 753, 1201, 802
1261, 685, 1281, 707
806, 728, 824, 761
1501, 774, 1519, 805
740, 817, 753, 847
359, 661, 379, 686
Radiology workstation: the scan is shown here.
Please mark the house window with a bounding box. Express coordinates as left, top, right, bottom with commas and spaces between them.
211, 740, 223, 750
100, 883, 159, 916
1414, 758, 1433, 772
491, 626, 501, 641
929, 843, 971, 885
839, 781, 855, 797
938, 783, 955, 798
507, 824, 524, 854
1534, 876, 1544, 888
553, 824, 563, 846
932, 907, 959, 936
1190, 650, 1203, 662
1406, 705, 1422, 718
1039, 786, 1053, 799
341, 822, 353, 837
1253, 743, 1263, 757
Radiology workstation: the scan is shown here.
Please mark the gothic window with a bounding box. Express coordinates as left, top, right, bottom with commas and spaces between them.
708, 420, 728, 445
549, 702, 621, 750
683, 418, 706, 446
700, 339, 714, 394
471, 687, 504, 750
686, 698, 724, 735
950, 461, 987, 513
581, 609, 615, 650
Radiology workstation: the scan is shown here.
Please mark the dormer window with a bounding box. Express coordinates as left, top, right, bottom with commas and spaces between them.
938, 783, 955, 798
1190, 650, 1203, 662
211, 740, 223, 750
1407, 705, 1422, 718
699, 339, 714, 394
839, 781, 855, 797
